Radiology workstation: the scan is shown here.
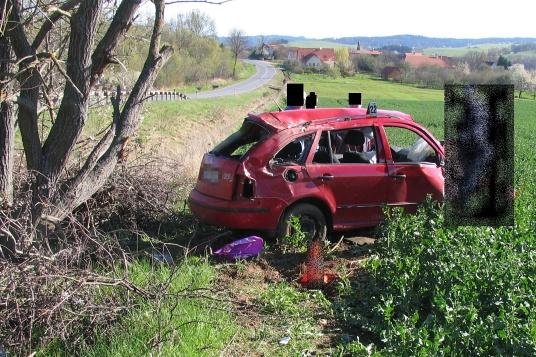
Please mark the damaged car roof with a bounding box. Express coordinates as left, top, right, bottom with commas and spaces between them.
249, 107, 414, 131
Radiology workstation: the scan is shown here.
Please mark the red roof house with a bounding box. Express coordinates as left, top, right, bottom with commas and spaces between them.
404, 52, 452, 68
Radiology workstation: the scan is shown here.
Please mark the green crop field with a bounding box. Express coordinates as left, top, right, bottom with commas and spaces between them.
422, 43, 511, 57
292, 73, 536, 355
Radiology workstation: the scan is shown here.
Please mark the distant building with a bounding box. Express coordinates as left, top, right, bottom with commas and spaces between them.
302, 48, 336, 67
287, 47, 336, 67
404, 52, 452, 68
349, 43, 382, 59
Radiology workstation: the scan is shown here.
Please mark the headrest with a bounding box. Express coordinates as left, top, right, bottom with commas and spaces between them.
344, 130, 365, 146
318, 135, 329, 147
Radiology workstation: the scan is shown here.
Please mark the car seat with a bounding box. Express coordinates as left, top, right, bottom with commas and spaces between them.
340, 130, 369, 163
313, 135, 338, 163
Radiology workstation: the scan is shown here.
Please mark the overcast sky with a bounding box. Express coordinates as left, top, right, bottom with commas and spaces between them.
153, 0, 536, 39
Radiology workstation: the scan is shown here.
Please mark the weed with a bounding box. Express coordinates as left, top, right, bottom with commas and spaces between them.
281, 215, 309, 253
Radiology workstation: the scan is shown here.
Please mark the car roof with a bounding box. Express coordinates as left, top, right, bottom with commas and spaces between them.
249, 107, 414, 131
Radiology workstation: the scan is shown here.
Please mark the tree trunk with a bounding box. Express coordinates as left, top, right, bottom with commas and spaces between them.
6, 0, 172, 225
233, 55, 237, 78
47, 0, 173, 220
0, 31, 15, 207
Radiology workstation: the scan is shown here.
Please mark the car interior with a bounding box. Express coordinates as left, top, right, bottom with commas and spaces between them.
313, 127, 378, 164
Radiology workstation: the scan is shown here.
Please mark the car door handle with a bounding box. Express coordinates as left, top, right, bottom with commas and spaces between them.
319, 174, 334, 181
391, 174, 406, 180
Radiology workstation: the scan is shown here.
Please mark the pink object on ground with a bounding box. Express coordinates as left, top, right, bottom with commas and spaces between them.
212, 236, 264, 260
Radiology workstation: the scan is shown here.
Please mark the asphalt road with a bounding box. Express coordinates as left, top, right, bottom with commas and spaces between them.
186, 60, 277, 99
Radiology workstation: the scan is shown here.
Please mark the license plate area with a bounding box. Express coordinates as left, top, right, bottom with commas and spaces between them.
203, 168, 220, 183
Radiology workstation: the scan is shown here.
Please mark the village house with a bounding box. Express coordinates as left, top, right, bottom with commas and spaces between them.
287, 47, 336, 68
349, 42, 382, 59
404, 52, 452, 68
302, 48, 336, 68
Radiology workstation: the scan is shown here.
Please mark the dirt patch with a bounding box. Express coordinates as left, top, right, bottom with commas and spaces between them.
209, 232, 377, 355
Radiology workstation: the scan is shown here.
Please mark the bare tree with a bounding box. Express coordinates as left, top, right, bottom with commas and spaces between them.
2, 0, 173, 232
0, 6, 14, 207
228, 28, 246, 78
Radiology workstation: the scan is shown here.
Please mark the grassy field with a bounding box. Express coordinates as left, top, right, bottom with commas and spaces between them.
171, 61, 257, 94
71, 73, 536, 355
422, 43, 511, 56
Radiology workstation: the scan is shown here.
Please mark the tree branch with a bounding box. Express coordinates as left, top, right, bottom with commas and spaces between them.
31, 0, 82, 50
39, 0, 104, 188
6, 0, 42, 170
51, 0, 173, 216
90, 0, 143, 86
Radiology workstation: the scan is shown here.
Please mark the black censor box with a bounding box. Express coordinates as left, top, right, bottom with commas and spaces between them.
444, 84, 514, 227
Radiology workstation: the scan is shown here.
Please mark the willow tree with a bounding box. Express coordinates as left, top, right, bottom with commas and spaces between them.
2, 0, 173, 228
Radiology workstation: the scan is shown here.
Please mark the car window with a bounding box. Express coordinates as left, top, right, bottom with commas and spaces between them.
384, 126, 437, 164
272, 134, 314, 165
313, 127, 378, 164
211, 120, 269, 159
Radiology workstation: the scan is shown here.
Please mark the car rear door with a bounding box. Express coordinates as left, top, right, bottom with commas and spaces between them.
379, 124, 444, 211
306, 125, 389, 229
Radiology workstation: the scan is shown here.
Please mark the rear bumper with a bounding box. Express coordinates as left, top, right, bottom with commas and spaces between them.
188, 189, 286, 230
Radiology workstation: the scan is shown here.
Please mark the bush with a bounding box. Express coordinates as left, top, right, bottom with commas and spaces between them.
354, 55, 378, 73
282, 60, 304, 74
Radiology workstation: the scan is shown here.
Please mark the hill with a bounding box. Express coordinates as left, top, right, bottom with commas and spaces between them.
220, 34, 536, 50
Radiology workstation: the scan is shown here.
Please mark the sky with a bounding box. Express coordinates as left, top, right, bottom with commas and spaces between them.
152, 0, 536, 39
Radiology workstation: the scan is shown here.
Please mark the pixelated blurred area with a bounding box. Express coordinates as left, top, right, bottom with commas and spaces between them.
444, 84, 514, 227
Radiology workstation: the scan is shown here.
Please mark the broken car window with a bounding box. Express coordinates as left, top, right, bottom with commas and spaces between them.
384, 126, 437, 164
272, 134, 314, 165
211, 120, 270, 159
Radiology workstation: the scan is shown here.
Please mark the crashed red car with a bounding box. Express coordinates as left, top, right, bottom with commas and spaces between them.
189, 92, 444, 239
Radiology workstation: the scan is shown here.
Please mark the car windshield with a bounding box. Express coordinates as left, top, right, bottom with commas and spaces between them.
211, 120, 270, 159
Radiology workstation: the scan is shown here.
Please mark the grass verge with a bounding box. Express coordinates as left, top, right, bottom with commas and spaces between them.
41, 257, 237, 356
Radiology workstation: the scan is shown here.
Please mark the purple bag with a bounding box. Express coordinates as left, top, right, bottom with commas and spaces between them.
213, 236, 264, 260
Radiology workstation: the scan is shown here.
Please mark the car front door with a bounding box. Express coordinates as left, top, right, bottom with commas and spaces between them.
306, 126, 389, 229
380, 124, 444, 211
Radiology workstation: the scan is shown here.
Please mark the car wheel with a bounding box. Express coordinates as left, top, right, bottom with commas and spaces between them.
277, 203, 327, 243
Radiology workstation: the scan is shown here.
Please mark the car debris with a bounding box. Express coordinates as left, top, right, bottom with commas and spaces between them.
212, 235, 264, 260
278, 336, 291, 345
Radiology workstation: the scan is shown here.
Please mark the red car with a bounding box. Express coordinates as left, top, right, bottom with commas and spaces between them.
189, 91, 444, 239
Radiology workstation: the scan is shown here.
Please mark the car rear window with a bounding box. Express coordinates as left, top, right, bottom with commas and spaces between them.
211, 120, 270, 159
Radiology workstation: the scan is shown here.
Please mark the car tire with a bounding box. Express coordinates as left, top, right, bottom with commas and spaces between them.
276, 203, 327, 243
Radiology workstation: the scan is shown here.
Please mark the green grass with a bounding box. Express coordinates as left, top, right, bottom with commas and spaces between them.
85, 82, 277, 146
40, 257, 237, 356
250, 282, 332, 355
172, 61, 257, 94
422, 43, 511, 57
290, 73, 443, 104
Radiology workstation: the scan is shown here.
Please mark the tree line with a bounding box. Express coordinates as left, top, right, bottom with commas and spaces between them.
105, 10, 247, 90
